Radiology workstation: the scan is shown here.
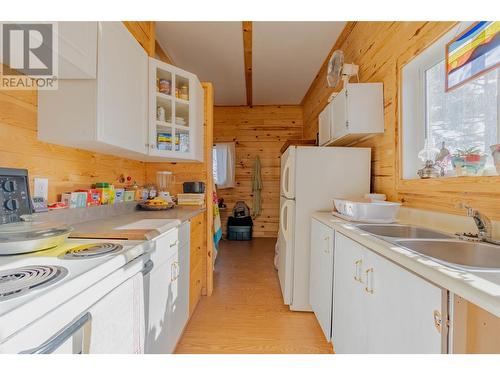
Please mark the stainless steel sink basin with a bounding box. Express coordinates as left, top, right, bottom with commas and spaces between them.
356, 224, 453, 239
395, 240, 500, 270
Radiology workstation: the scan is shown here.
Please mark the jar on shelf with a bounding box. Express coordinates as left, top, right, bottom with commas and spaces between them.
180, 85, 189, 100
158, 79, 171, 95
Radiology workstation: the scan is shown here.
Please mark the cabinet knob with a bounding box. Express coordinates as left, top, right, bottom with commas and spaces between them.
2, 180, 16, 192
4, 199, 19, 211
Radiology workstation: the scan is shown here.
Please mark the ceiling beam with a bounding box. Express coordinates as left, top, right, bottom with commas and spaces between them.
242, 21, 253, 106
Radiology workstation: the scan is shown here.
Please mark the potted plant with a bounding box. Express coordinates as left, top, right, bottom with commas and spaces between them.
452, 147, 486, 176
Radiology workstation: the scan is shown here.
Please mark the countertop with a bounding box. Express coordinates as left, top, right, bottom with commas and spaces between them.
312, 211, 500, 318
70, 206, 205, 241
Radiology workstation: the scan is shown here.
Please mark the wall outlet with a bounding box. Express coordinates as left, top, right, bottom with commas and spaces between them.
34, 178, 49, 201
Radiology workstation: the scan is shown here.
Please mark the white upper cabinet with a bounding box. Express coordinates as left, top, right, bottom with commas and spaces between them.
56, 22, 98, 79
97, 22, 148, 156
318, 100, 332, 146
38, 22, 148, 160
147, 58, 204, 162
318, 83, 384, 146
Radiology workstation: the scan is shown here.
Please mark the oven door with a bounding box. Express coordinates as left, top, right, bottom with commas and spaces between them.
0, 255, 149, 354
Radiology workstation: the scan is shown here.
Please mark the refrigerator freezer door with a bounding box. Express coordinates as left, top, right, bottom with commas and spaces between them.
291, 146, 371, 311
278, 196, 295, 305
280, 146, 296, 199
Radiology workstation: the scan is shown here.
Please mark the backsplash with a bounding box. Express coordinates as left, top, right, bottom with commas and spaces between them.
0, 87, 147, 203
399, 207, 500, 240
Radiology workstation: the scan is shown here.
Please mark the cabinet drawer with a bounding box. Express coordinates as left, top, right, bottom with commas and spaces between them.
150, 228, 178, 264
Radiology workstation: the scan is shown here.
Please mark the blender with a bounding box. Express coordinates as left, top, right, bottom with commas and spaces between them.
156, 171, 174, 204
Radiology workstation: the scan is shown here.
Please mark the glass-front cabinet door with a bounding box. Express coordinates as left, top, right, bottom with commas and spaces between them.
148, 58, 204, 162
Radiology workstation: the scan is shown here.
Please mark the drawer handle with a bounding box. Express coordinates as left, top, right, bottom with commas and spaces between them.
169, 240, 178, 248
174, 262, 180, 281
323, 236, 330, 253
354, 259, 363, 283
365, 268, 374, 294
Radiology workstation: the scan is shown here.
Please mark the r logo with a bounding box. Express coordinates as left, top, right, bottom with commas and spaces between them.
2, 23, 53, 76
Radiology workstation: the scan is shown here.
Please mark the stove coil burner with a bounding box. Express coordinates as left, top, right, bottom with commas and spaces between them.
63, 243, 124, 259
0, 265, 68, 301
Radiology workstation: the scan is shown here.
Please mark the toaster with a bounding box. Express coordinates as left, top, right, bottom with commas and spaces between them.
183, 182, 205, 193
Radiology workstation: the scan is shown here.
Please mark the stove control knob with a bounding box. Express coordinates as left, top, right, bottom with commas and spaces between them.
4, 199, 19, 211
2, 180, 16, 192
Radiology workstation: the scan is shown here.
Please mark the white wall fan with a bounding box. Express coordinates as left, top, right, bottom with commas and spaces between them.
326, 50, 359, 100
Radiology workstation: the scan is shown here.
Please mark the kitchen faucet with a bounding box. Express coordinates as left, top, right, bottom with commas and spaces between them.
458, 204, 500, 245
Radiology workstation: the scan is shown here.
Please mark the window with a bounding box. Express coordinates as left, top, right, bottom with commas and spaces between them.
212, 142, 236, 189
402, 22, 500, 179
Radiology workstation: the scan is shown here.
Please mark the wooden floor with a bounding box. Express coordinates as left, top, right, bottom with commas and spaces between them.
175, 238, 333, 354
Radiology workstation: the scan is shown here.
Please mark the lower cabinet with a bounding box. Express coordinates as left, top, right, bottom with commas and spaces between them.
145, 224, 190, 354
173, 221, 190, 345
145, 228, 179, 354
309, 218, 335, 341
333, 233, 445, 353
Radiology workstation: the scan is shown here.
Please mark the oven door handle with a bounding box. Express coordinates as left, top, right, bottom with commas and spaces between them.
20, 312, 92, 354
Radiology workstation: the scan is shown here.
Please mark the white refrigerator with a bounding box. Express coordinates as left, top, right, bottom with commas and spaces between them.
278, 146, 371, 311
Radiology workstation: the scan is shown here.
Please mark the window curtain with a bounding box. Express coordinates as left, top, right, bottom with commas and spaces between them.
214, 142, 236, 189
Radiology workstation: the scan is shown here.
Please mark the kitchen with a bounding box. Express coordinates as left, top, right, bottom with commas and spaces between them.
1, 1, 500, 372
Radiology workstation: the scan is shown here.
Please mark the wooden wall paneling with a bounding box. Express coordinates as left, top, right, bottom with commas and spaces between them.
189, 212, 205, 316
0, 87, 146, 203
300, 21, 500, 220
123, 21, 156, 56
242, 21, 253, 106
0, 22, 158, 203
203, 83, 215, 296
146, 82, 214, 296
453, 295, 500, 353
214, 105, 303, 238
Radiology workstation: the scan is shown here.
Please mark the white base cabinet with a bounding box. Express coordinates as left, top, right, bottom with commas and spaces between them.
318, 83, 384, 146
144, 222, 190, 354
332, 233, 446, 353
309, 218, 335, 341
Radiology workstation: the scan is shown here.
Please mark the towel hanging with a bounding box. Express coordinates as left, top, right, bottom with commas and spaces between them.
252, 155, 262, 219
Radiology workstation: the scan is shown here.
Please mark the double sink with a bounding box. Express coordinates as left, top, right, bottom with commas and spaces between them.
355, 224, 500, 271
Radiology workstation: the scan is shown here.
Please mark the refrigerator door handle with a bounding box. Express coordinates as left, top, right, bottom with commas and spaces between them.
280, 202, 288, 238
281, 160, 290, 197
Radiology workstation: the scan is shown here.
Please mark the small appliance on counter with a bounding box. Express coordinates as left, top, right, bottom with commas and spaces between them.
157, 171, 174, 204
183, 181, 205, 194
0, 167, 74, 255
0, 168, 33, 224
